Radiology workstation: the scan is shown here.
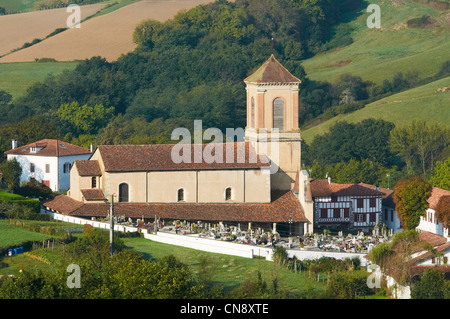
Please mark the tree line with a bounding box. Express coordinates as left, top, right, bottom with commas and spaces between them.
303, 119, 450, 189
0, 0, 366, 148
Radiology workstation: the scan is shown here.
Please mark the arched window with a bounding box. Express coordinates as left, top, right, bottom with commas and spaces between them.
178, 189, 184, 202
225, 187, 232, 201
272, 97, 284, 130
91, 177, 97, 188
119, 183, 129, 202
251, 97, 255, 128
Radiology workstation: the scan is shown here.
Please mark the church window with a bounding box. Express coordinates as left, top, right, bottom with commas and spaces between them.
178, 189, 184, 202
225, 187, 232, 201
272, 98, 284, 130
119, 183, 129, 202
92, 177, 97, 188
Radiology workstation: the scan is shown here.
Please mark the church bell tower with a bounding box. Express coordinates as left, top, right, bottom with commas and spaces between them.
244, 55, 302, 191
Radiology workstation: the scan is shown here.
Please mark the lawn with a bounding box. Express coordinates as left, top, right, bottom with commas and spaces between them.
122, 236, 326, 297
0, 0, 41, 13
0, 61, 78, 99
301, 0, 449, 85
0, 219, 55, 249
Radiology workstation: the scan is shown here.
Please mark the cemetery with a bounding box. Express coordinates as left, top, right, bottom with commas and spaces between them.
139, 218, 393, 256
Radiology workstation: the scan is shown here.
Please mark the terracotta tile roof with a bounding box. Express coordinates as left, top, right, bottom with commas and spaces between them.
4, 139, 91, 157
310, 180, 382, 198
43, 191, 308, 223
410, 265, 450, 279
75, 160, 102, 176
97, 142, 270, 172
427, 187, 450, 210
244, 55, 301, 84
418, 230, 449, 247
42, 194, 84, 215
80, 189, 106, 201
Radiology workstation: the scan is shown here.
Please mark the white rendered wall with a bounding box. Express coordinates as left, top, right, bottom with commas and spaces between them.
7, 153, 90, 192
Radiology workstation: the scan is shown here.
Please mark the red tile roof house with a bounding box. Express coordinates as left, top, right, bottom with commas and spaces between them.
4, 139, 92, 192
294, 170, 383, 233
417, 187, 450, 242
359, 183, 403, 234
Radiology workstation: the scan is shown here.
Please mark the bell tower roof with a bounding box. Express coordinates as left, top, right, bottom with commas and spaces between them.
244, 55, 301, 85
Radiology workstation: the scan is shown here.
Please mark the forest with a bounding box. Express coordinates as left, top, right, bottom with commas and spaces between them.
0, 0, 448, 186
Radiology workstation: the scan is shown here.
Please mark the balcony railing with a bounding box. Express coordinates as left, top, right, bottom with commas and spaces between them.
318, 217, 350, 224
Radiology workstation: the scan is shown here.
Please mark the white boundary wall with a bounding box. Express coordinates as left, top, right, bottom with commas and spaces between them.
145, 232, 273, 260
44, 210, 139, 233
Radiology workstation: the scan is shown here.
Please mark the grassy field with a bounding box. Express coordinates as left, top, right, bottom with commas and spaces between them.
0, 0, 41, 12
122, 236, 325, 297
301, 75, 450, 143
302, 0, 450, 85
0, 61, 78, 99
0, 220, 55, 249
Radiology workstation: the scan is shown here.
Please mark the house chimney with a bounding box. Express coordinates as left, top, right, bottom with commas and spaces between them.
90, 144, 93, 153
12, 140, 18, 149
328, 177, 331, 184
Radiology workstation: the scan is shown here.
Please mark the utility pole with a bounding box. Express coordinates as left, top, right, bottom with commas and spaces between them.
109, 194, 114, 256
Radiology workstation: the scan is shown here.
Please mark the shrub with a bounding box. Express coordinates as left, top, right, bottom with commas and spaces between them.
407, 15, 433, 28
325, 270, 370, 299
272, 245, 288, 266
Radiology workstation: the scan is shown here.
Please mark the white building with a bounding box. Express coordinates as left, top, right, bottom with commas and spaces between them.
417, 187, 450, 241
5, 139, 91, 192
364, 185, 403, 234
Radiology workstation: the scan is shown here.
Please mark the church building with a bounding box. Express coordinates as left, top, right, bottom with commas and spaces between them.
43, 56, 310, 236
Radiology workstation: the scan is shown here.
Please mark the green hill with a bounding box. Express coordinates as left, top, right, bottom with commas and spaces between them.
0, 61, 78, 99
302, 0, 450, 85
301, 76, 450, 143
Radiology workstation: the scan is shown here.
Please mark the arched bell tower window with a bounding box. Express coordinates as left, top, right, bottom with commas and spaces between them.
119, 183, 129, 202
272, 97, 284, 130
251, 97, 255, 128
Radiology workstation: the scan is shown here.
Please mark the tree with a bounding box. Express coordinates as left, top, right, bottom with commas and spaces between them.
435, 196, 450, 229
0, 158, 22, 192
368, 230, 420, 285
429, 158, 450, 190
393, 177, 432, 230
56, 102, 115, 135
411, 268, 448, 299
307, 119, 396, 167
389, 121, 450, 175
